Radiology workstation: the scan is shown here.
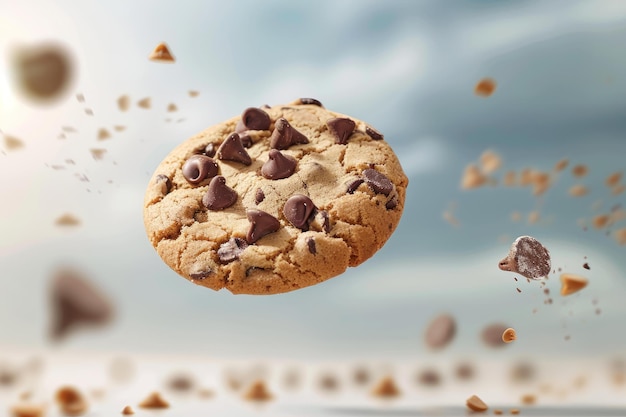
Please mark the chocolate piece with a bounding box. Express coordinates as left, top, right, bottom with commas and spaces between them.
283, 195, 316, 230
386, 196, 398, 210
182, 155, 219, 185
246, 209, 280, 244
365, 125, 384, 140
498, 236, 551, 280
583, 262, 590, 270
202, 176, 237, 210
239, 134, 253, 148
255, 188, 265, 204
326, 117, 355, 144
204, 143, 216, 157
216, 133, 252, 165
363, 168, 393, 196
299, 97, 323, 107
189, 270, 213, 280
346, 178, 364, 194
236, 107, 271, 132
306, 237, 316, 254
424, 313, 457, 350
155, 174, 172, 194
261, 149, 297, 180
269, 118, 309, 150
218, 237, 249, 263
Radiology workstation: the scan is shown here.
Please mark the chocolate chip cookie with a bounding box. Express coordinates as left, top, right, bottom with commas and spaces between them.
143, 98, 408, 295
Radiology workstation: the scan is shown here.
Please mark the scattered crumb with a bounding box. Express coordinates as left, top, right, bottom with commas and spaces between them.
121, 405, 134, 415
113, 125, 126, 132
84, 108, 94, 116
583, 262, 590, 270
318, 373, 339, 391
55, 213, 80, 227
137, 97, 151, 109
10, 403, 45, 417
55, 386, 88, 416
510, 212, 521, 222
167, 103, 178, 112
531, 172, 551, 196
614, 228, 626, 245
91, 388, 105, 399
474, 78, 497, 97
516, 288, 522, 293
189, 90, 199, 97
19, 391, 32, 401
527, 211, 540, 224
455, 362, 475, 380
166, 372, 195, 393
198, 388, 215, 399
520, 394, 536, 405
61, 126, 76, 133
242, 380, 273, 402
57, 133, 66, 140
417, 368, 442, 386
371, 376, 401, 398
97, 128, 111, 141
502, 328, 517, 343
138, 392, 169, 409
90, 148, 107, 160
117, 95, 130, 112
613, 185, 625, 196
494, 410, 503, 415
148, 42, 175, 62
554, 159, 569, 172
76, 93, 85, 102
442, 210, 460, 227
50, 165, 66, 170
560, 273, 588, 296
4, 135, 25, 150
605, 172, 622, 187
65, 159, 75, 165
461, 164, 488, 189
569, 185, 588, 197
592, 214, 610, 229
482, 323, 509, 348
466, 394, 488, 412
503, 171, 516, 186
572, 164, 588, 177
479, 150, 502, 174
510, 409, 520, 415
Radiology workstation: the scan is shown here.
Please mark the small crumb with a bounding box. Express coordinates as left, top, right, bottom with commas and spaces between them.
417, 368, 442, 386
592, 214, 610, 229
502, 328, 517, 343
479, 150, 502, 174
84, 108, 94, 116
117, 95, 130, 112
198, 388, 214, 399
55, 213, 80, 227
516, 288, 522, 293
615, 228, 626, 245
554, 159, 569, 172
19, 391, 32, 401
138, 392, 169, 409
572, 164, 588, 177
569, 184, 588, 197
113, 125, 126, 132
91, 388, 105, 399
442, 210, 460, 227
510, 212, 521, 222
466, 394, 488, 412
595, 308, 602, 315
510, 409, 520, 415
494, 410, 503, 415
461, 164, 488, 189
121, 405, 134, 415
167, 103, 178, 112
371, 376, 401, 398
61, 126, 77, 133
90, 148, 107, 160
55, 386, 88, 416
565, 335, 571, 341
605, 172, 622, 187
97, 128, 111, 141
560, 273, 588, 296
520, 394, 536, 405
242, 380, 273, 402
4, 135, 24, 150
76, 93, 85, 102
503, 171, 516, 186
612, 185, 625, 196
10, 403, 45, 417
57, 133, 66, 140
474, 78, 497, 97
583, 262, 590, 270
137, 97, 151, 109
189, 90, 199, 97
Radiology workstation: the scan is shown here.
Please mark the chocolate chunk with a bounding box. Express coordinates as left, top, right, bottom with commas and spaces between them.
239, 133, 253, 148
246, 209, 280, 244
216, 133, 252, 165
385, 196, 398, 210
363, 168, 393, 196
155, 174, 172, 194
299, 98, 323, 107
283, 195, 316, 230
218, 237, 249, 263
236, 107, 271, 132
261, 149, 297, 180
269, 118, 309, 150
189, 270, 213, 280
583, 262, 590, 270
204, 143, 216, 157
202, 176, 237, 210
255, 188, 265, 204
346, 178, 364, 194
365, 125, 384, 140
326, 117, 355, 145
182, 155, 219, 185
306, 237, 316, 254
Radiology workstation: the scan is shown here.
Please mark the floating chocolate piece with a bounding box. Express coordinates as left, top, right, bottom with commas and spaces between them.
498, 236, 551, 280
255, 188, 265, 204
365, 125, 384, 140
155, 174, 172, 194
299, 97, 323, 107
204, 143, 216, 157
261, 149, 297, 180
246, 209, 280, 244
236, 107, 271, 132
306, 237, 316, 254
424, 313, 457, 350
189, 270, 213, 280
363, 168, 393, 196
269, 118, 309, 150
182, 155, 218, 185
218, 237, 249, 263
202, 176, 237, 210
346, 178, 364, 194
326, 117, 355, 144
283, 195, 316, 230
216, 133, 252, 165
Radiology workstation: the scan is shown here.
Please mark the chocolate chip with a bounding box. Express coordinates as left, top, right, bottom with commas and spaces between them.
239, 133, 253, 148
202, 176, 237, 210
189, 270, 213, 280
363, 168, 393, 196
326, 118, 355, 145
283, 195, 316, 230
306, 237, 316, 254
182, 155, 219, 185
217, 237, 249, 263
385, 196, 398, 210
269, 118, 309, 150
246, 209, 280, 244
236, 107, 271, 132
299, 98, 323, 107
255, 188, 265, 204
365, 125, 384, 140
261, 149, 297, 180
155, 174, 172, 194
583, 262, 590, 270
204, 143, 216, 157
346, 178, 364, 194
216, 133, 252, 165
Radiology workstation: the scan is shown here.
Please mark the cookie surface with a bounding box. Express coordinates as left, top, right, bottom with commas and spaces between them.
143, 98, 408, 295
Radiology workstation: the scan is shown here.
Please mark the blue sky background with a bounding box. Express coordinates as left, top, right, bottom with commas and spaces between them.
1, 0, 626, 362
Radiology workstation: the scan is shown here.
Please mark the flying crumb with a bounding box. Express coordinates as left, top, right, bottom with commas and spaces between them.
510, 212, 522, 222
55, 213, 80, 227
137, 97, 151, 109
138, 392, 169, 409
97, 128, 110, 141
113, 125, 126, 132
474, 78, 497, 97
560, 273, 588, 296
554, 159, 569, 172
612, 185, 625, 196
10, 403, 46, 417
371, 376, 401, 398
4, 135, 24, 150
503, 171, 517, 186
528, 211, 540, 224
148, 42, 175, 63
55, 386, 88, 416
167, 103, 178, 112
242, 380, 273, 402
117, 95, 130, 112
188, 90, 199, 97
61, 126, 76, 133
76, 93, 85, 102
592, 214, 610, 229
605, 172, 622, 187
90, 148, 107, 161
198, 388, 215, 399
442, 210, 460, 227
569, 185, 588, 197
466, 394, 488, 412
614, 228, 626, 245
479, 150, 502, 174
461, 164, 488, 189
121, 405, 134, 415
583, 262, 590, 270
84, 108, 94, 116
572, 164, 588, 177
502, 328, 517, 343
520, 394, 536, 405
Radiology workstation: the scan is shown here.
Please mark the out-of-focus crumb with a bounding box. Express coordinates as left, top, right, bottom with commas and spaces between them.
10, 403, 45, 417
560, 273, 588, 296
527, 211, 540, 224
481, 323, 509, 348
442, 210, 460, 227
223, 368, 244, 391
605, 172, 622, 187
494, 410, 503, 415
242, 380, 273, 402
554, 159, 569, 172
520, 394, 536, 405
76, 93, 85, 102
424, 313, 457, 350
461, 164, 488, 189
84, 108, 94, 116
189, 90, 199, 97
61, 126, 76, 133
352, 365, 370, 386
583, 262, 590, 270
610, 208, 626, 224
113, 125, 126, 132
117, 95, 130, 112
519, 169, 534, 186
455, 362, 475, 381
109, 357, 135, 384
19, 391, 32, 401
612, 185, 625, 196
417, 368, 442, 387
592, 214, 610, 229
148, 42, 175, 63
591, 200, 603, 211
474, 78, 497, 97
137, 97, 151, 109
282, 367, 302, 390
97, 128, 111, 141
479, 150, 502, 174
198, 388, 215, 399
371, 376, 401, 398
121, 405, 134, 415
138, 392, 169, 409
614, 228, 626, 245
167, 103, 178, 112
531, 172, 550, 196
165, 372, 195, 393
4, 135, 25, 150
55, 386, 88, 416
318, 373, 340, 392
573, 375, 587, 389
503, 171, 516, 186
466, 394, 488, 412
510, 409, 521, 415
510, 212, 521, 222
569, 185, 588, 197
55, 213, 80, 227
502, 328, 516, 343
91, 388, 105, 399
572, 164, 588, 177
90, 148, 106, 160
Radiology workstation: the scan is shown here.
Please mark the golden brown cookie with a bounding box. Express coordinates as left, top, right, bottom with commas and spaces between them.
143, 98, 408, 295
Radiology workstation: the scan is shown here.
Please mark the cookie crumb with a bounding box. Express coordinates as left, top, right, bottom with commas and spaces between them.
137, 97, 151, 109
494, 410, 503, 415
510, 409, 521, 415
198, 388, 215, 399
138, 392, 169, 409
479, 150, 502, 174
97, 128, 110, 141
371, 376, 401, 398
520, 394, 536, 405
117, 95, 130, 112
10, 403, 45, 417
3, 135, 24, 150
474, 78, 497, 97
148, 42, 175, 63
242, 380, 273, 402
90, 148, 107, 160
502, 328, 517, 343
167, 103, 178, 112
188, 90, 199, 97
571, 164, 588, 177
55, 386, 88, 416
417, 368, 442, 386
583, 262, 590, 270
482, 323, 509, 348
55, 213, 80, 227
569, 184, 588, 197
466, 394, 488, 412
121, 405, 134, 415
560, 273, 588, 296
461, 164, 488, 189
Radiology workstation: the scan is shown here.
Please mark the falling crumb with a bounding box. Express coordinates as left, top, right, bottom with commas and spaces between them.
84, 108, 94, 116
176, 118, 186, 123
605, 172, 622, 187
461, 164, 488, 189
572, 164, 588, 177
137, 97, 151, 109
592, 214, 610, 229
96, 128, 110, 141
442, 210, 460, 227
564, 335, 571, 341
91, 388, 105, 399
474, 78, 497, 97
510, 212, 522, 222
19, 392, 32, 401
479, 150, 502, 174
148, 42, 175, 62
417, 368, 442, 386
61, 126, 76, 133
242, 380, 273, 402
50, 165, 65, 170
554, 159, 569, 172
466, 394, 488, 412
583, 262, 590, 270
138, 392, 169, 409
76, 93, 85, 102
55, 213, 80, 227
516, 288, 521, 293
510, 409, 520, 415
596, 308, 602, 315
117, 95, 130, 112
10, 403, 45, 417
371, 376, 401, 398
494, 410, 503, 415
527, 211, 540, 224
531, 172, 551, 196
560, 273, 588, 296
502, 328, 517, 343
57, 133, 66, 140
167, 103, 178, 112
615, 228, 626, 245
113, 125, 126, 132
55, 386, 88, 416
569, 185, 588, 197
121, 405, 134, 415
74, 173, 89, 182
520, 394, 536, 405
189, 90, 199, 97
4, 135, 24, 150
90, 148, 107, 160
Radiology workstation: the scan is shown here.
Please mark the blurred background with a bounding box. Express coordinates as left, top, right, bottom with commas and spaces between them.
1, 0, 626, 414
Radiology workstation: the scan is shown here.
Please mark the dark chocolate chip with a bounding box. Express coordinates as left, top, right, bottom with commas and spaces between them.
202, 176, 237, 210
346, 178, 364, 194
583, 262, 590, 270
217, 237, 249, 263
216, 133, 252, 165
363, 168, 393, 196
260, 104, 271, 109
182, 155, 219, 185
269, 118, 309, 150
155, 174, 172, 194
204, 143, 216, 157
283, 194, 316, 230
385, 196, 398, 210
255, 188, 265, 204
261, 149, 297, 180
246, 209, 280, 244
299, 98, 323, 107
326, 117, 355, 145
365, 125, 384, 141
306, 237, 316, 254
236, 107, 271, 132
190, 270, 213, 280
320, 210, 330, 233
239, 133, 253, 148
